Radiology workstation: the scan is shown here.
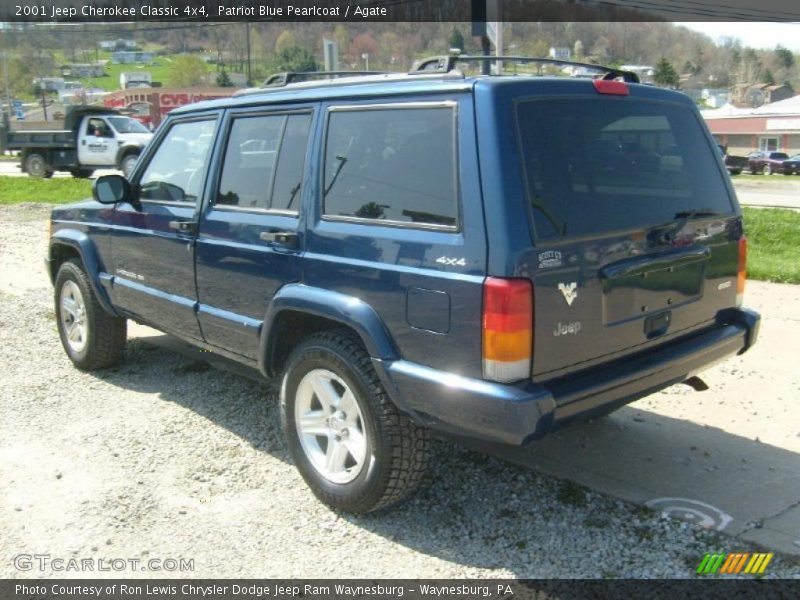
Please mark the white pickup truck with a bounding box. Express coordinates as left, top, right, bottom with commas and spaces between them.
0, 105, 153, 179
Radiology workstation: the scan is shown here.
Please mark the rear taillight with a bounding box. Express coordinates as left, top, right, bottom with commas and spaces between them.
482, 278, 533, 383
737, 236, 747, 307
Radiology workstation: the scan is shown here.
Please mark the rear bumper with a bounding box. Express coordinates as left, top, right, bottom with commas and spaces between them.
375, 308, 760, 446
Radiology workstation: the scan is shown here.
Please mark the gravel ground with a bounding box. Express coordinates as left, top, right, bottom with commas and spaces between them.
1, 203, 798, 579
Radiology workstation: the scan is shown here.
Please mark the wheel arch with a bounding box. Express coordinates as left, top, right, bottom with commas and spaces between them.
115, 143, 143, 169
259, 284, 399, 379
48, 231, 119, 317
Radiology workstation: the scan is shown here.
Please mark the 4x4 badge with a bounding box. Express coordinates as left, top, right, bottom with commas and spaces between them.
558, 282, 578, 306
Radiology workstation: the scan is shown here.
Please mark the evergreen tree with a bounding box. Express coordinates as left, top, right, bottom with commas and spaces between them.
448, 27, 465, 52
654, 58, 680, 88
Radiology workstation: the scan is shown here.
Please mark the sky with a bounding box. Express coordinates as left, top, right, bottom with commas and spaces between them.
677, 22, 800, 51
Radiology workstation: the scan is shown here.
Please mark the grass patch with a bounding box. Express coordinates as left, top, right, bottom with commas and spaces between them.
557, 480, 588, 507
743, 207, 800, 284
0, 176, 92, 205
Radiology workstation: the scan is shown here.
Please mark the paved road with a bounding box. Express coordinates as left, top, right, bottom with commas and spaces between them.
0, 160, 118, 178
735, 187, 800, 210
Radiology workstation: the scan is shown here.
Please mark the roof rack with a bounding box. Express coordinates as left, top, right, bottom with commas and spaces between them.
262, 70, 390, 88
409, 55, 640, 83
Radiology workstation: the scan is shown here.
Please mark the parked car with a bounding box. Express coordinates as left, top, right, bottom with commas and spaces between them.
46, 57, 760, 513
717, 144, 746, 176
748, 150, 791, 175
782, 154, 800, 175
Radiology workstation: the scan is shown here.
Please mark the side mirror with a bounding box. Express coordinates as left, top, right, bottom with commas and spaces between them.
93, 174, 131, 205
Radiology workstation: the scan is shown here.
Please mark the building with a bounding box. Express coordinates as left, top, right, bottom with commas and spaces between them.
120, 72, 153, 89
111, 51, 155, 65
730, 83, 793, 108
60, 63, 106, 78
103, 87, 237, 128
702, 94, 800, 155
99, 39, 137, 51
548, 47, 571, 61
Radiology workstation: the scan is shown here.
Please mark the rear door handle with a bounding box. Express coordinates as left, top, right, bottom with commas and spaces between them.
260, 230, 299, 249
168, 220, 197, 234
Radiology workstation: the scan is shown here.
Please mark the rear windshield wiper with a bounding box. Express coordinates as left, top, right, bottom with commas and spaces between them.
674, 208, 723, 219
532, 194, 566, 236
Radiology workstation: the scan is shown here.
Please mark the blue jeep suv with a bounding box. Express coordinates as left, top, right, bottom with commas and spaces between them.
47, 57, 760, 513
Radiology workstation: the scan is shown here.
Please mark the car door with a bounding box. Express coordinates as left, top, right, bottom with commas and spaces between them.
77, 117, 118, 166
110, 114, 219, 340
194, 106, 313, 358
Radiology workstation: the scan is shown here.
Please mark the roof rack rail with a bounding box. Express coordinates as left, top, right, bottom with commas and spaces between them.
409, 55, 640, 83
262, 70, 390, 88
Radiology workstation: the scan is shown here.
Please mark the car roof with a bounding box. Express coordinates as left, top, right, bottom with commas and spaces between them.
171, 72, 690, 115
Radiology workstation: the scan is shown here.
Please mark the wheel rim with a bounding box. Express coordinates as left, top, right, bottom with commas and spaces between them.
294, 368, 367, 484
123, 157, 137, 177
60, 280, 88, 353
764, 165, 771, 175
28, 156, 45, 177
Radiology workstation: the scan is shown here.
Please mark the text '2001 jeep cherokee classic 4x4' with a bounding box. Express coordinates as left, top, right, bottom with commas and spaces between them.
47, 56, 760, 513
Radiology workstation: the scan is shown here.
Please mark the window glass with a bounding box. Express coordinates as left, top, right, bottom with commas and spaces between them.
216, 113, 310, 211
323, 106, 457, 227
88, 118, 112, 138
516, 98, 734, 239
139, 119, 215, 203
107, 116, 150, 134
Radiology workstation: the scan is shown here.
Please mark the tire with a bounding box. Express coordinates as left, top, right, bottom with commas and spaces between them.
763, 164, 772, 175
121, 154, 139, 179
54, 259, 127, 370
281, 329, 429, 513
25, 153, 53, 179
70, 168, 94, 179
730, 169, 741, 176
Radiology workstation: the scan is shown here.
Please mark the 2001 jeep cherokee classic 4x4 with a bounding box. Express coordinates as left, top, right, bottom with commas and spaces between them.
47, 57, 760, 513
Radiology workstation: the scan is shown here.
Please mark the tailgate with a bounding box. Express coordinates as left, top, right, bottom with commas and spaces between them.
513, 91, 741, 378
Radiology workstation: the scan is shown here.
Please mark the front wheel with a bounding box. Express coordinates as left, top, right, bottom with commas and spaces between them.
55, 259, 127, 370
121, 154, 139, 179
763, 164, 772, 175
281, 330, 429, 513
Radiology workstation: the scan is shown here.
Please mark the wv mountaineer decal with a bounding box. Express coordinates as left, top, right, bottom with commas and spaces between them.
558, 282, 578, 306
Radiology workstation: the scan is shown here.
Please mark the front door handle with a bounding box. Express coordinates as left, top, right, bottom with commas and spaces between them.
169, 220, 197, 234
260, 230, 298, 249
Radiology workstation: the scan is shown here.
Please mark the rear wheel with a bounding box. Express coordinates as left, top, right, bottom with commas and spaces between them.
25, 153, 53, 179
281, 330, 429, 513
55, 259, 126, 370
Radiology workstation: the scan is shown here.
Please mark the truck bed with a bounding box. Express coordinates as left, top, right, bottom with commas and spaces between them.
4, 129, 74, 150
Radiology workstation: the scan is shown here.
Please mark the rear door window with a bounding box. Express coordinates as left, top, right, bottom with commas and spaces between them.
322, 105, 458, 228
216, 112, 311, 212
516, 98, 734, 239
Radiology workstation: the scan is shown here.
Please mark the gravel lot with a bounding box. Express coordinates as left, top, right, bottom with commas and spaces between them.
1, 203, 798, 579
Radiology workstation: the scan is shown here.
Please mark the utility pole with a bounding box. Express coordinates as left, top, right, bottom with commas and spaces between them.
245, 23, 252, 86
2, 50, 11, 112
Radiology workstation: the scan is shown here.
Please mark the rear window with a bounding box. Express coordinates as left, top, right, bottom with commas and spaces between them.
516, 98, 734, 240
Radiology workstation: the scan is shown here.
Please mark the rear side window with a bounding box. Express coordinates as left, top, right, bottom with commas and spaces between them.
322, 105, 458, 228
216, 112, 311, 212
516, 98, 734, 239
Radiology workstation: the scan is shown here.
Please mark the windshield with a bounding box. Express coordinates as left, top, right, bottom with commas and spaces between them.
516, 97, 734, 239
107, 117, 150, 134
